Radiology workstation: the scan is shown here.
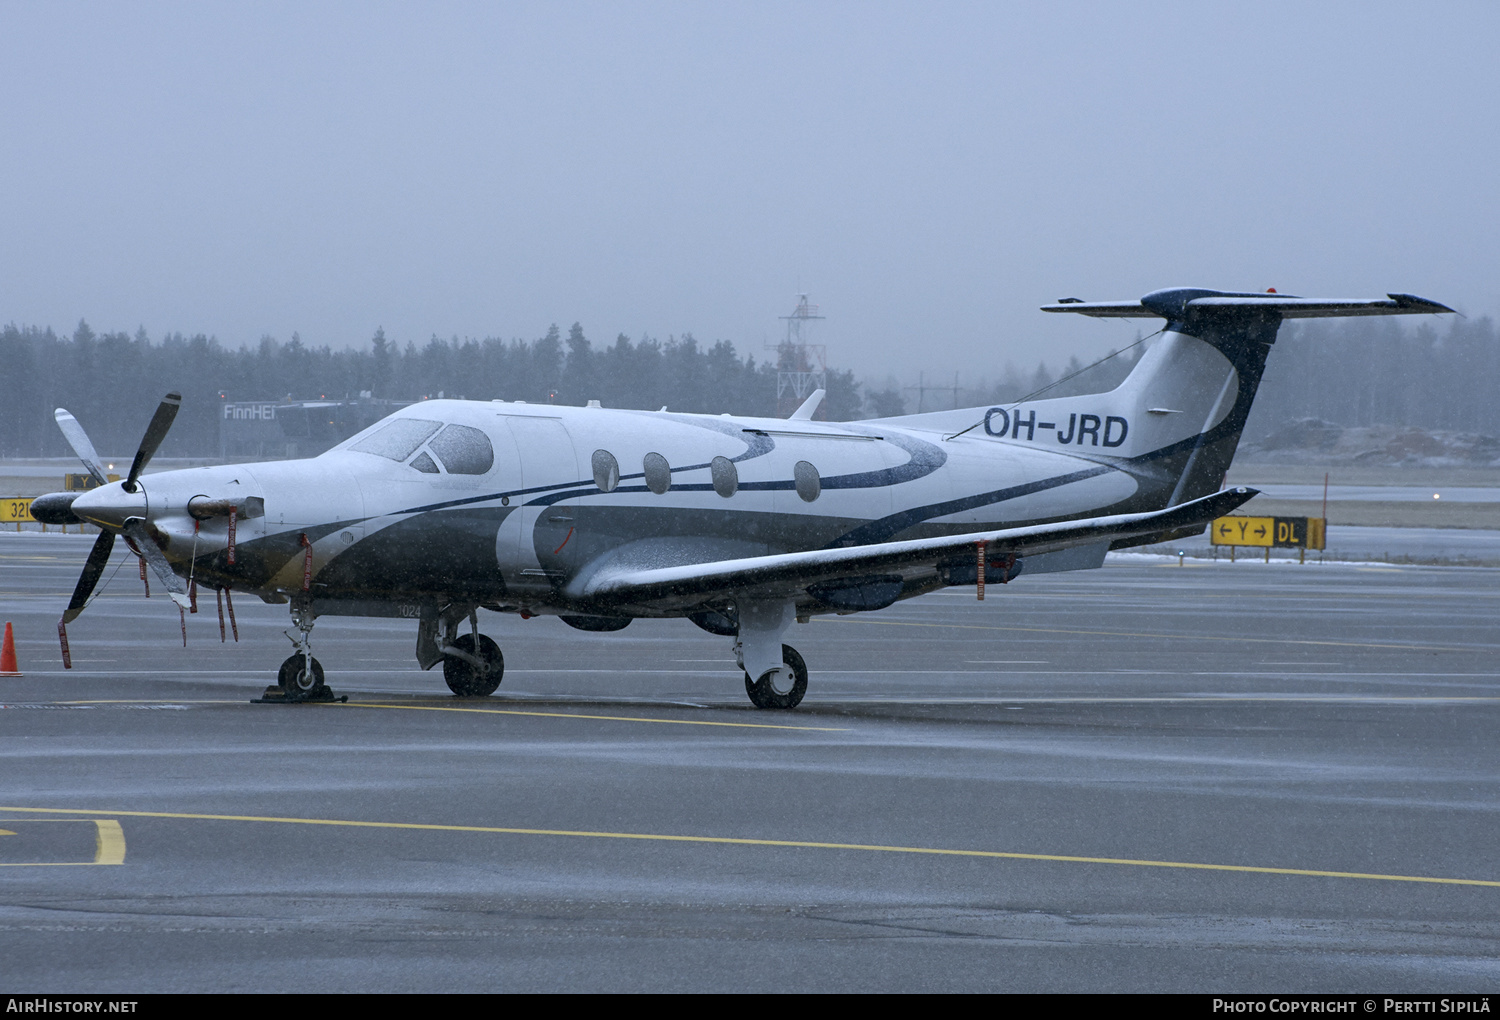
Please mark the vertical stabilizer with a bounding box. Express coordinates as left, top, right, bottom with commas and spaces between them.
1039, 288, 1454, 507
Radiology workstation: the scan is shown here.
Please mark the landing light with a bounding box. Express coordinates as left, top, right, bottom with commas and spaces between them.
1433, 493, 1441, 500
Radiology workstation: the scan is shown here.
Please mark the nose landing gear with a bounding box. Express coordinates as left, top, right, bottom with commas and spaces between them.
255, 598, 345, 703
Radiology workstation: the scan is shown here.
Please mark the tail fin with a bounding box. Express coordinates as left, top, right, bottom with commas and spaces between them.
877, 288, 1454, 512
1038, 288, 1455, 506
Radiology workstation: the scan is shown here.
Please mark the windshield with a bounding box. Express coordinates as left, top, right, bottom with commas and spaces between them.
349, 418, 442, 461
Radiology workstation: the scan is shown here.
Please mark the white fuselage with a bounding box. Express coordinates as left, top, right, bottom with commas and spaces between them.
71, 327, 1242, 618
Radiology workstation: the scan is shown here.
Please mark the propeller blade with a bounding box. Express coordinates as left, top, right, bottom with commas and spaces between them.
122, 519, 191, 610
62, 530, 117, 624
54, 409, 108, 487
123, 392, 182, 493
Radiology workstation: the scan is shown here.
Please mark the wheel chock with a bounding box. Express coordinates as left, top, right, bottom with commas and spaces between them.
251, 684, 347, 705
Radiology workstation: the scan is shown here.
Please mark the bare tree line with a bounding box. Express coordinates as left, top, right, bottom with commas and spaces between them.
0, 321, 862, 457
0, 313, 1492, 459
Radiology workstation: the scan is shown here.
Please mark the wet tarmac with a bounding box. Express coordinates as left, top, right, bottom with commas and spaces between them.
2, 533, 1498, 992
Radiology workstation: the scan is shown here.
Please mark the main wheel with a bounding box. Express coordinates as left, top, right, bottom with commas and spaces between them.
278, 654, 326, 701
744, 644, 807, 710
443, 633, 503, 696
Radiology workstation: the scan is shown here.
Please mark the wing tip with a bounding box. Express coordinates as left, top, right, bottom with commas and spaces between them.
1387, 293, 1457, 315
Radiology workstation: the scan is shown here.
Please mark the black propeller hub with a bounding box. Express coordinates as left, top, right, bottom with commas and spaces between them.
30, 491, 82, 526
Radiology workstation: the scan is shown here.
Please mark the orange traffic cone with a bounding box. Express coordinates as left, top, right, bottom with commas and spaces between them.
0, 622, 20, 676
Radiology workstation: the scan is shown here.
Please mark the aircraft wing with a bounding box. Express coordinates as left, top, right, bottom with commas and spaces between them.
1041, 292, 1454, 319
572, 487, 1257, 609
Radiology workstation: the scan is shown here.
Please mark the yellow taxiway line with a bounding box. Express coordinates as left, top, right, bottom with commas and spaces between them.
0, 818, 125, 866
54, 699, 243, 704
39, 699, 845, 731
94, 819, 126, 864
333, 701, 849, 731
0, 805, 1494, 889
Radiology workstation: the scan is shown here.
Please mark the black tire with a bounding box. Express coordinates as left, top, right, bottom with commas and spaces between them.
278, 654, 326, 701
443, 632, 503, 696
744, 644, 807, 710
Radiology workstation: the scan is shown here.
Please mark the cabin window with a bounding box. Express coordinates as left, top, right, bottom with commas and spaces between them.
643, 452, 671, 495
429, 424, 494, 475
794, 460, 821, 502
592, 450, 620, 493
350, 418, 441, 461
409, 451, 439, 473
711, 456, 738, 498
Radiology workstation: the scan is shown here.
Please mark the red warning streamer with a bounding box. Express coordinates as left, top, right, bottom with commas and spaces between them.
976, 540, 987, 601
190, 521, 200, 614
57, 619, 72, 670
227, 506, 237, 565
300, 533, 313, 591
224, 587, 238, 642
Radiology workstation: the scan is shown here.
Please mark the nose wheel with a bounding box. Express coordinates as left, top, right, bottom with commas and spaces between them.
443, 632, 504, 696
277, 653, 331, 701
745, 644, 807, 709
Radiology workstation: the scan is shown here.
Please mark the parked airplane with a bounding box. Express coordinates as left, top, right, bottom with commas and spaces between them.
31, 287, 1453, 707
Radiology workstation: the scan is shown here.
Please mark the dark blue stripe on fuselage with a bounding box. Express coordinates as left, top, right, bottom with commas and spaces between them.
392, 420, 947, 515
823, 465, 1115, 547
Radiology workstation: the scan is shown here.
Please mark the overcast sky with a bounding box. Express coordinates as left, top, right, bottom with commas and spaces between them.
2, 1, 1496, 384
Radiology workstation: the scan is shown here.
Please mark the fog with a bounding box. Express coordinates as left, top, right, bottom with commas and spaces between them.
2, 2, 1496, 385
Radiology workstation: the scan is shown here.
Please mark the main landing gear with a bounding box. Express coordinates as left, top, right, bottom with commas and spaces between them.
442, 631, 504, 697
744, 644, 807, 709
734, 600, 807, 710
415, 605, 505, 697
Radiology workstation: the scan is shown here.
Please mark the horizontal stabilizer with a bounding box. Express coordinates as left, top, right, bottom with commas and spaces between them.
570, 487, 1257, 609
1042, 288, 1455, 320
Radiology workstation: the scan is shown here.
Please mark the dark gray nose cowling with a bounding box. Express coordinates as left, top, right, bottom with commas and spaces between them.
29, 491, 82, 525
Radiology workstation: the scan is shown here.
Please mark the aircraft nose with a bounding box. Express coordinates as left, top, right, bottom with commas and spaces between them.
70, 481, 147, 530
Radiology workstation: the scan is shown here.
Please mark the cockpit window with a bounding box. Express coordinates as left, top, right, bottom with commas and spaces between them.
351, 419, 442, 461
429, 424, 494, 475
409, 451, 439, 473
